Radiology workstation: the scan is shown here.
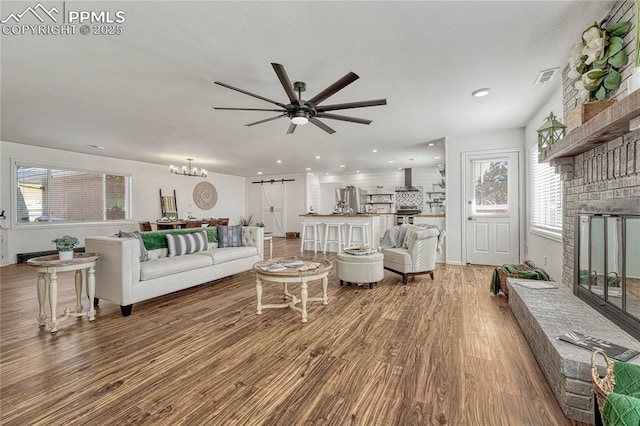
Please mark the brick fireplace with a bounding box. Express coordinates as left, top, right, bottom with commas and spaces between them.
541, 93, 640, 338
563, 130, 640, 336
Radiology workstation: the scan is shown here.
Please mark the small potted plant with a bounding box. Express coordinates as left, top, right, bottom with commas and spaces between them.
52, 235, 79, 261
239, 213, 254, 226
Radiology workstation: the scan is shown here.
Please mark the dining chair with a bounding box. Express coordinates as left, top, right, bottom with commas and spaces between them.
139, 221, 152, 232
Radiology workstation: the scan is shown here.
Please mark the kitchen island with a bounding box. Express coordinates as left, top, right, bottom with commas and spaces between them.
299, 214, 382, 251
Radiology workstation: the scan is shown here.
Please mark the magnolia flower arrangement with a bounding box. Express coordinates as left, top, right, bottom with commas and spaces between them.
568, 21, 631, 104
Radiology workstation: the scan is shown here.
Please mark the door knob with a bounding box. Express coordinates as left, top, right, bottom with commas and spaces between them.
468, 216, 476, 221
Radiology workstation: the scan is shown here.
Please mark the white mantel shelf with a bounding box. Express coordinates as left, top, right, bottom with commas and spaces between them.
539, 89, 640, 163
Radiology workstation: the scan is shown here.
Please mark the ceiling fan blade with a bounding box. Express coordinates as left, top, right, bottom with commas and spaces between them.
308, 72, 359, 105
287, 122, 297, 134
214, 107, 286, 112
215, 81, 286, 108
315, 113, 372, 125
316, 99, 387, 112
309, 117, 336, 134
245, 114, 286, 127
271, 63, 299, 105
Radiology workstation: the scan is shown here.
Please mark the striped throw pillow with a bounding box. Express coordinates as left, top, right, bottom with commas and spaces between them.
166, 231, 208, 257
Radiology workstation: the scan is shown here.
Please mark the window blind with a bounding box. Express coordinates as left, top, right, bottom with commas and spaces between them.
16, 163, 130, 224
530, 144, 562, 236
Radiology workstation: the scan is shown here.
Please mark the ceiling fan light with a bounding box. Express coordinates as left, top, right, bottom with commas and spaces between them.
291, 115, 308, 125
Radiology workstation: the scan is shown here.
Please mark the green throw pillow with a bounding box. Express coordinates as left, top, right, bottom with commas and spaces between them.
140, 228, 218, 250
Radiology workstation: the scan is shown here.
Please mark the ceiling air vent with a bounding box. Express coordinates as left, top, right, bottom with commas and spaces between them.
534, 67, 559, 85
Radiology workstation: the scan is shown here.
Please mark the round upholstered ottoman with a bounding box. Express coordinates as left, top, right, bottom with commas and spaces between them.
336, 251, 384, 289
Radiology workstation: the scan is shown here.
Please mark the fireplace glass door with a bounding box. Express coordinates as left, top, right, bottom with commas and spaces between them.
627, 218, 640, 319
575, 214, 640, 337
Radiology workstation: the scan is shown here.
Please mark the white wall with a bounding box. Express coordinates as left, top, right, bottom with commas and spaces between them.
0, 141, 246, 265
445, 128, 526, 265
319, 182, 343, 214
306, 173, 321, 213
524, 82, 564, 281
245, 172, 307, 234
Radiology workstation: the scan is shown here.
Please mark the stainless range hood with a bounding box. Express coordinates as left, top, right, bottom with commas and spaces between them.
395, 168, 420, 192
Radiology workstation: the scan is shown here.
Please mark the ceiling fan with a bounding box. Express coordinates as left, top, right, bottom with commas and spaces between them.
213, 63, 386, 135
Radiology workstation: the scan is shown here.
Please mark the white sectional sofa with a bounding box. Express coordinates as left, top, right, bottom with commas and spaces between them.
85, 226, 264, 316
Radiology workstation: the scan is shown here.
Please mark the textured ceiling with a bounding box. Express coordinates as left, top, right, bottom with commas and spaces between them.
1, 1, 614, 177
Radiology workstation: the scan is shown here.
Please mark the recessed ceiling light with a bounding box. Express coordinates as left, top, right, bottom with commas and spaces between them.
340, 164, 346, 168
398, 167, 403, 170
428, 143, 434, 147
471, 88, 491, 97
277, 160, 282, 163
315, 156, 320, 159
372, 149, 378, 153
89, 144, 104, 149
257, 171, 263, 175
306, 167, 311, 171
388, 160, 394, 164
325, 172, 330, 175
438, 164, 442, 167
356, 170, 360, 173
434, 156, 441, 159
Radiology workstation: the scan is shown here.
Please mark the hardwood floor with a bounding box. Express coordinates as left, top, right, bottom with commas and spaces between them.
1, 238, 587, 425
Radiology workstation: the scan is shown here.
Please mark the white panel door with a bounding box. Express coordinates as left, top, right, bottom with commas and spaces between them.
261, 184, 285, 237
465, 152, 519, 265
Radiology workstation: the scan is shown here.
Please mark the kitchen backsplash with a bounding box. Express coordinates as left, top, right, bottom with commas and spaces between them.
395, 188, 424, 208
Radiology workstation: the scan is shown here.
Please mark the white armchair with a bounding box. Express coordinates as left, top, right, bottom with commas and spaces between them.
382, 226, 441, 285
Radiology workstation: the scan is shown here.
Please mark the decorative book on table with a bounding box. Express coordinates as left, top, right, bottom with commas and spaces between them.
557, 331, 639, 362
257, 260, 305, 272
257, 263, 286, 272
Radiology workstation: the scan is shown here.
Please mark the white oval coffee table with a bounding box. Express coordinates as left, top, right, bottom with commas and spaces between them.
253, 257, 332, 323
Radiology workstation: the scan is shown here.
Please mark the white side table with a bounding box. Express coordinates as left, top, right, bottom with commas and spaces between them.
264, 232, 273, 259
27, 252, 100, 333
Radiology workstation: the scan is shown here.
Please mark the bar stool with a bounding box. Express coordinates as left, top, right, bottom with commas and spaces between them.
324, 222, 346, 254
346, 222, 370, 248
301, 222, 322, 253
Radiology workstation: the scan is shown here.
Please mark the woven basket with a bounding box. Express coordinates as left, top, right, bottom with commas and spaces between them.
591, 349, 616, 415
496, 264, 529, 297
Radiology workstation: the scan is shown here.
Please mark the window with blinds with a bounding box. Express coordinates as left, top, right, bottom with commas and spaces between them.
15, 163, 130, 225
529, 144, 562, 238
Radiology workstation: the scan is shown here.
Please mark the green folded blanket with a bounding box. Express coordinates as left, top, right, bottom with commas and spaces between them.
490, 267, 500, 294
489, 264, 551, 294
501, 264, 550, 281
602, 361, 640, 426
